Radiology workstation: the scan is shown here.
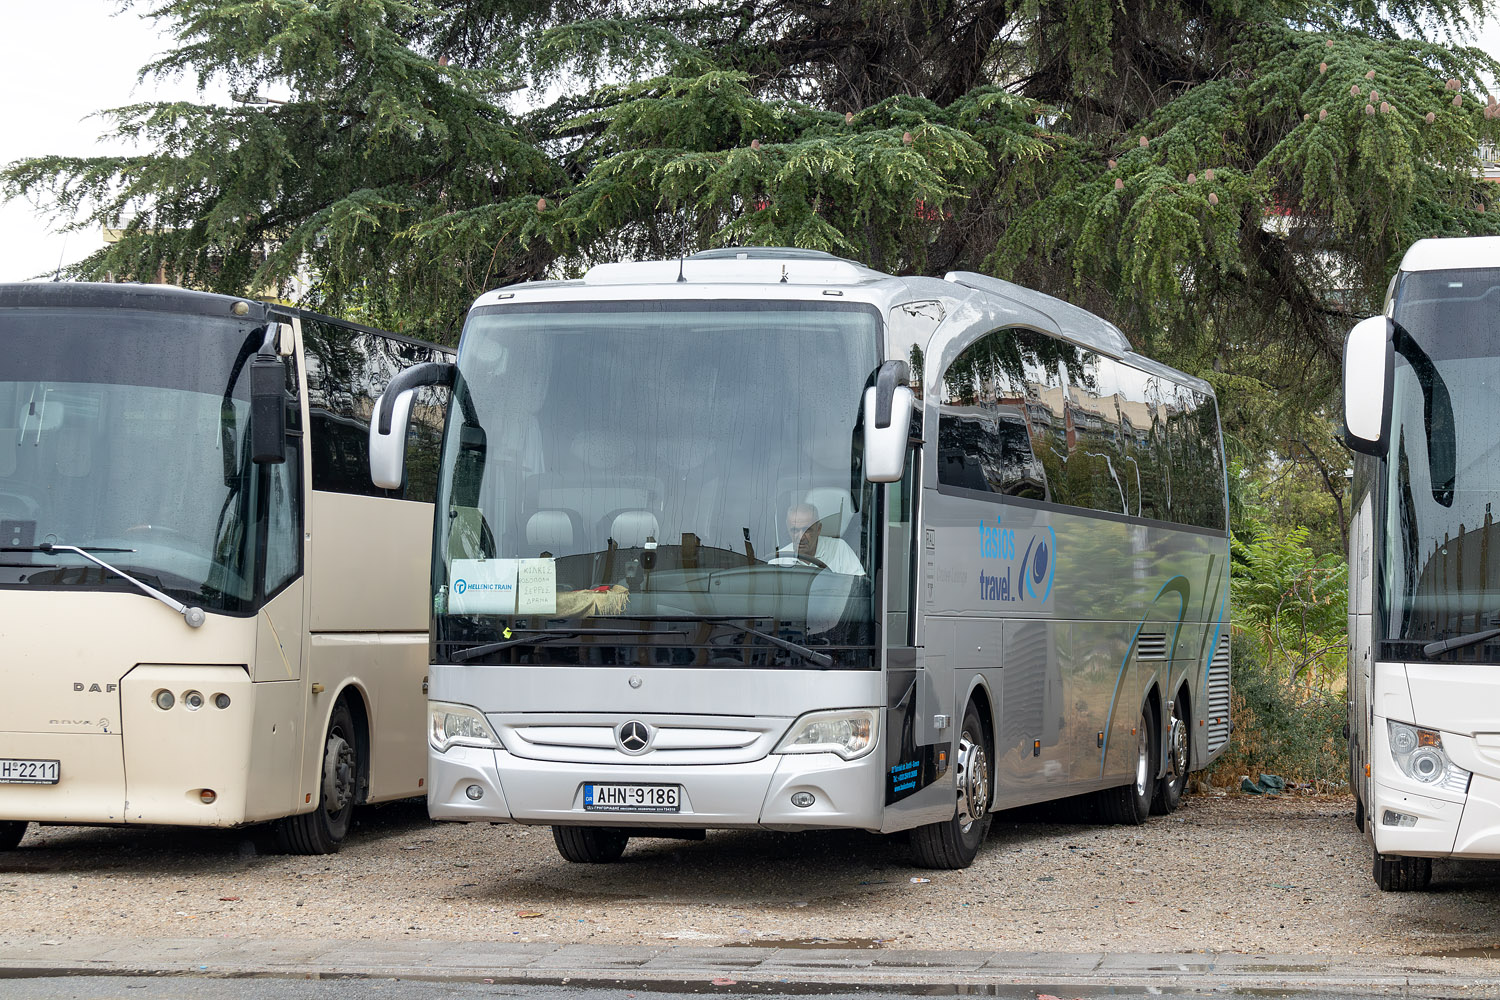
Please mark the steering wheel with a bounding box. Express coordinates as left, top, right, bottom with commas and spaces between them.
123, 523, 191, 546
768, 551, 828, 570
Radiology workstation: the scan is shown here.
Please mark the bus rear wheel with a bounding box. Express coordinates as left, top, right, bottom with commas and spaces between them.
553, 825, 629, 863
1098, 704, 1155, 825
910, 701, 992, 870
1151, 696, 1189, 815
1373, 849, 1432, 891
0, 821, 26, 850
277, 699, 360, 855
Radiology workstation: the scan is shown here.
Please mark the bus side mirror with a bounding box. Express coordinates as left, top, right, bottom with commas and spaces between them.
250, 349, 287, 465
1343, 315, 1394, 456
864, 359, 914, 483
369, 360, 457, 490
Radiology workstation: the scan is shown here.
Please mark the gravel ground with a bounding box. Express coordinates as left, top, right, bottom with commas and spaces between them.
1, 793, 1497, 957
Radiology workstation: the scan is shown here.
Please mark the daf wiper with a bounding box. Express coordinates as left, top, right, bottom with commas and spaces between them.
1423, 625, 1500, 657
447, 627, 688, 663
0, 542, 206, 628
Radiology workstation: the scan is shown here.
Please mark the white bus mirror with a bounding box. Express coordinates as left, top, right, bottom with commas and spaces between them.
864, 360, 914, 483
369, 360, 457, 490
1343, 315, 1394, 455
369, 388, 416, 489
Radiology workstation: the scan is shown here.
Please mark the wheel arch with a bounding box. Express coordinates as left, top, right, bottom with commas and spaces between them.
322, 681, 373, 806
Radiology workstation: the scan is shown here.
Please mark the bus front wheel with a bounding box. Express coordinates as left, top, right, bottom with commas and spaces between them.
0, 821, 25, 850
553, 825, 629, 862
910, 701, 992, 870
1373, 849, 1432, 891
277, 699, 360, 855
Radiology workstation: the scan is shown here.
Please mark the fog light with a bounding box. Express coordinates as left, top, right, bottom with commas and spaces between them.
1382, 809, 1418, 828
154, 690, 174, 710
465, 784, 484, 801
183, 690, 205, 711
790, 791, 816, 808
214, 693, 231, 710
200, 789, 217, 804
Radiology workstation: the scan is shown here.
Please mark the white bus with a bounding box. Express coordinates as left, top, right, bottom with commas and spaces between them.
371, 249, 1231, 869
1344, 236, 1500, 890
0, 282, 450, 853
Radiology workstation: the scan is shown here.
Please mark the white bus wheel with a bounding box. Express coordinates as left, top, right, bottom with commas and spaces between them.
276, 699, 361, 855
553, 825, 629, 863
909, 701, 992, 870
0, 821, 26, 851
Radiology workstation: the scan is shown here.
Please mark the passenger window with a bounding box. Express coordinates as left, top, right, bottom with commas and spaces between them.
936, 327, 1056, 499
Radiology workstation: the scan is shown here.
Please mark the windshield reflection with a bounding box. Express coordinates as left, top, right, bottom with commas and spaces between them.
433, 300, 881, 667
1380, 268, 1500, 660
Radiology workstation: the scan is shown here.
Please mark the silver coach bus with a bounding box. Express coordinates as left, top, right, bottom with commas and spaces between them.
0, 283, 449, 854
371, 249, 1231, 869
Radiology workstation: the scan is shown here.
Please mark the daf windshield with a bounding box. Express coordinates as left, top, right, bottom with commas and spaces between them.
433, 300, 881, 668
1379, 267, 1500, 662
0, 305, 276, 614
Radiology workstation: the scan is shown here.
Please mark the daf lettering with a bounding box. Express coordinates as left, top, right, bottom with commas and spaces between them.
72, 682, 118, 693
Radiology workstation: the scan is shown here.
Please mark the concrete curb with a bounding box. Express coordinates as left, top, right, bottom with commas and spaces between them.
1, 937, 1499, 992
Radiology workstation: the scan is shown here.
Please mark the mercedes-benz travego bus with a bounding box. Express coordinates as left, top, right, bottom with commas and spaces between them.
371, 249, 1231, 869
0, 282, 449, 854
1344, 236, 1500, 890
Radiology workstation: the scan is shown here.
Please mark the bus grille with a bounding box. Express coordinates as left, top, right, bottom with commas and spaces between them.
1206, 634, 1231, 755
1136, 632, 1168, 659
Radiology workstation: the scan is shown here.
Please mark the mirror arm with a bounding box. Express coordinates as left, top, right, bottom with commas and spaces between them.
376, 362, 456, 435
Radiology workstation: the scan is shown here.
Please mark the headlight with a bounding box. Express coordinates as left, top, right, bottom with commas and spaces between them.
1386, 721, 1471, 793
429, 701, 502, 753
774, 708, 878, 760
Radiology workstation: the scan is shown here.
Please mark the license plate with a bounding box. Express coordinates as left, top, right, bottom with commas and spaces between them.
0, 758, 59, 784
583, 783, 680, 813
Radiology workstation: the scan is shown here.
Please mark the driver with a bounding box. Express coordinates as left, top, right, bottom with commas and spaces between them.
777, 502, 864, 576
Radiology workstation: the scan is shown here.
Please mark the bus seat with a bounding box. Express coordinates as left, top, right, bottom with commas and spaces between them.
609, 510, 659, 548
526, 509, 576, 553
804, 487, 854, 534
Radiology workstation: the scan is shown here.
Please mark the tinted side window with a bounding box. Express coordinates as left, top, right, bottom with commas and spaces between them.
301, 318, 450, 502
936, 327, 1061, 500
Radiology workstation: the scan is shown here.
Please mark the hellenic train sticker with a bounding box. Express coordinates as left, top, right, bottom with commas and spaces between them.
977, 515, 1055, 607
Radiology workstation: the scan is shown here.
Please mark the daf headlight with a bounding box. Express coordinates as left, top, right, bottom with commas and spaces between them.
774, 709, 879, 760
1387, 721, 1471, 793
429, 701, 502, 753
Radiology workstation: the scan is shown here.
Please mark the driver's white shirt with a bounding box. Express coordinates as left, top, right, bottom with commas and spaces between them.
777, 535, 865, 576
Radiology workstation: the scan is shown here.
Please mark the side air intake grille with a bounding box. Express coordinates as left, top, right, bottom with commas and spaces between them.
1136, 632, 1169, 660
1206, 634, 1232, 755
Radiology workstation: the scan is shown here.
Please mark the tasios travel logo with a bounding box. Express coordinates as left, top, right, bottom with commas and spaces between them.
977, 515, 1056, 604
453, 579, 512, 595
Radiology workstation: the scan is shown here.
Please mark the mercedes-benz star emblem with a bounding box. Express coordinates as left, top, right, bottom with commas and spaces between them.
617, 720, 652, 754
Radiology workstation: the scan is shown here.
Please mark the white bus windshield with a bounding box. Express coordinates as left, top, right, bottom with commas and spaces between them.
1380, 268, 1500, 661
0, 306, 273, 614
433, 299, 881, 668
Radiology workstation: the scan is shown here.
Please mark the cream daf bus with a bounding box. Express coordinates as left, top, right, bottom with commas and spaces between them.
0, 282, 449, 853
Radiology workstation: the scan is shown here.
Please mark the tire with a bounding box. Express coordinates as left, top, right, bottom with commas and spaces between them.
1350, 736, 1366, 831
910, 701, 992, 870
0, 821, 26, 851
553, 825, 629, 863
276, 699, 360, 855
1151, 695, 1189, 815
1098, 704, 1155, 825
1373, 848, 1432, 891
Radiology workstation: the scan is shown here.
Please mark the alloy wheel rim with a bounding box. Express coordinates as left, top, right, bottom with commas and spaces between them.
955, 728, 989, 831
1134, 721, 1150, 796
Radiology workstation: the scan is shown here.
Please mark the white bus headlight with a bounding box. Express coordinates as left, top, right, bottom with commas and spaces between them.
1387, 721, 1471, 793
774, 709, 878, 760
429, 701, 502, 753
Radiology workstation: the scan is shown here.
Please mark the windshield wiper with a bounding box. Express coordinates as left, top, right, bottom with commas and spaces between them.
1, 543, 206, 628
447, 627, 688, 663
689, 617, 834, 668
1423, 626, 1500, 658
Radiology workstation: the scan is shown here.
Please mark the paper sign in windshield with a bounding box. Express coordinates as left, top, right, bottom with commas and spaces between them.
449, 558, 556, 614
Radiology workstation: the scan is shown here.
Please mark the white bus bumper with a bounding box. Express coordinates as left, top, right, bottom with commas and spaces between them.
1372, 727, 1500, 860
427, 743, 885, 832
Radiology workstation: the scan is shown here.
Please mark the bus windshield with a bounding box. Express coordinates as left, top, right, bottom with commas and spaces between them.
1380, 268, 1500, 661
433, 300, 881, 667
0, 306, 271, 614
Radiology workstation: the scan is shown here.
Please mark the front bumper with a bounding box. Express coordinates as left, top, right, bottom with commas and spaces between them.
428, 742, 886, 832
1371, 727, 1500, 860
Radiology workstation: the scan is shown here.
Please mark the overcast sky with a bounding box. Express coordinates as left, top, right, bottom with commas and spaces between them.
1, 2, 1497, 285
